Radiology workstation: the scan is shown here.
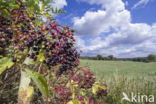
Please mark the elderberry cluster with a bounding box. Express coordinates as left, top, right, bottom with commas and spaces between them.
0, 1, 80, 74
0, 17, 13, 49
0, 3, 38, 58
41, 25, 80, 74
57, 43, 80, 75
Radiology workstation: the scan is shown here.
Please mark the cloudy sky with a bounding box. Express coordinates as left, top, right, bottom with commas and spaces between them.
53, 0, 156, 58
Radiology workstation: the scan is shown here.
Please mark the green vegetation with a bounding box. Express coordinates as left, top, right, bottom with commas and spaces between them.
81, 54, 156, 63
80, 59, 156, 104
1, 0, 155, 103
80, 59, 156, 80
147, 54, 156, 62
0, 1, 107, 103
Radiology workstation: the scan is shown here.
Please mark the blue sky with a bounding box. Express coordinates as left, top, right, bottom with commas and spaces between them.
53, 0, 156, 58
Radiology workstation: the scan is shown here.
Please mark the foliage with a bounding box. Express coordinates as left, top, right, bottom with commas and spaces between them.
0, 0, 66, 22
96, 54, 103, 60
25, 69, 48, 98
107, 55, 114, 60
81, 54, 156, 62
147, 54, 156, 62
0, 0, 107, 103
0, 57, 14, 75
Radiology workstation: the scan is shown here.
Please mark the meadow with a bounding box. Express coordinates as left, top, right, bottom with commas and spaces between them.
80, 59, 156, 104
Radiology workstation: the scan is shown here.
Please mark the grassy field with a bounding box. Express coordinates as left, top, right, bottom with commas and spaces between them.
80, 59, 156, 104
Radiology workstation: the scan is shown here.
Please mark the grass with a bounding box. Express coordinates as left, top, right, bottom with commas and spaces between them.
80, 59, 156, 81
80, 59, 156, 104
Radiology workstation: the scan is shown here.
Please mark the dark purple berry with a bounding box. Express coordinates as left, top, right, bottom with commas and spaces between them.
12, 58, 17, 62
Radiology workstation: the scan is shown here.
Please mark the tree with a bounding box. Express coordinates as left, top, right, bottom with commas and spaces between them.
108, 55, 114, 60
147, 54, 156, 62
96, 54, 103, 60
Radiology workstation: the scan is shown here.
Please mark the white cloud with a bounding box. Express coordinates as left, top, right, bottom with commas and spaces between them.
132, 0, 150, 9
74, 0, 156, 57
77, 0, 125, 11
73, 9, 131, 35
75, 22, 156, 57
106, 23, 153, 46
74, 35, 86, 50
52, 0, 67, 9
116, 41, 156, 57
39, 0, 67, 22
73, 0, 130, 35
125, 1, 128, 6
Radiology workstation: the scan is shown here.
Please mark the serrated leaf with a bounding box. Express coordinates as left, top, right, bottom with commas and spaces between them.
25, 69, 49, 97
0, 57, 14, 75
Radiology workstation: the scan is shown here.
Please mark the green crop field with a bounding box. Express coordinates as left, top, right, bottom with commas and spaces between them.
80, 59, 156, 81
80, 59, 156, 104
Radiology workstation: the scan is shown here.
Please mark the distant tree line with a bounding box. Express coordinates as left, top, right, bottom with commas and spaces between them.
80, 54, 156, 63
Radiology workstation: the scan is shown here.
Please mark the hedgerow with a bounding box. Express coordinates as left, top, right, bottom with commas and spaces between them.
0, 0, 107, 103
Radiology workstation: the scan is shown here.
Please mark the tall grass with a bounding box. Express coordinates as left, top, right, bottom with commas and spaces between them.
80, 59, 156, 104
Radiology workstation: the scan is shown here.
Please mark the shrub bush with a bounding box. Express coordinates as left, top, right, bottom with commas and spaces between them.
0, 0, 107, 103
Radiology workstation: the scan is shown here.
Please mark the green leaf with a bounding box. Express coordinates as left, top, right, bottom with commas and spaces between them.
58, 8, 62, 13
51, 8, 54, 13
25, 69, 49, 97
98, 84, 106, 90
0, 57, 14, 75
44, 13, 51, 18
37, 50, 45, 62
61, 11, 67, 14
41, 4, 45, 12
55, 7, 57, 13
